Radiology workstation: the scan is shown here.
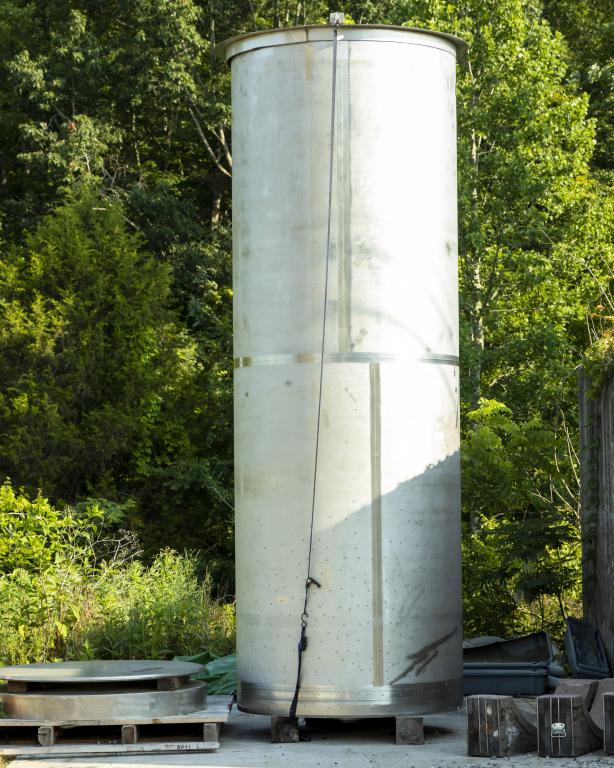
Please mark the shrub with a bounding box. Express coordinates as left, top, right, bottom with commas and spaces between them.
462, 399, 581, 642
73, 550, 236, 660
0, 479, 104, 573
0, 481, 235, 663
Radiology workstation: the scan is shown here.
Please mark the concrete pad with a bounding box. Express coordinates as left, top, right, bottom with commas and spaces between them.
12, 703, 612, 768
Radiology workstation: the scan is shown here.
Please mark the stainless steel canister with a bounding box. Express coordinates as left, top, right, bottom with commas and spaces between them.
220, 23, 465, 717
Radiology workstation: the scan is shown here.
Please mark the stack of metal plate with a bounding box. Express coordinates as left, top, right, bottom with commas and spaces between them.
0, 660, 206, 721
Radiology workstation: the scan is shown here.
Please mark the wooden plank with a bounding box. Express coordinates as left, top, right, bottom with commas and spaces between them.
486, 697, 500, 756
203, 722, 220, 741
560, 696, 573, 757
0, 720, 225, 756
580, 368, 614, 669
537, 695, 548, 756
0, 695, 232, 757
466, 697, 480, 756
0, 740, 219, 756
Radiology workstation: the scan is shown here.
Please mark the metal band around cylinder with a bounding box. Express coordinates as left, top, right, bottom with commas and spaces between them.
234, 352, 459, 368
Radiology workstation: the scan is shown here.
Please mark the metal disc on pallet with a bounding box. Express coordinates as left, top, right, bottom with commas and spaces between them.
0, 680, 207, 720
0, 660, 204, 683
0, 661, 208, 721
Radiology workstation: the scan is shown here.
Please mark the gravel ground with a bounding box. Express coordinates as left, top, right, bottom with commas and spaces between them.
11, 700, 614, 768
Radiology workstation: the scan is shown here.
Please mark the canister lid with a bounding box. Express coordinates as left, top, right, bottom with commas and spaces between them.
215, 24, 467, 63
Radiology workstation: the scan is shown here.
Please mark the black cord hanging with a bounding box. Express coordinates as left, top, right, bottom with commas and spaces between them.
288, 17, 340, 721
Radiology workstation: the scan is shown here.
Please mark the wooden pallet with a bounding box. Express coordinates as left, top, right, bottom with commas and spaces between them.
0, 695, 233, 756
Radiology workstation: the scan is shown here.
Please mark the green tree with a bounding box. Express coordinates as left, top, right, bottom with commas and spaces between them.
462, 399, 581, 637
543, 0, 614, 397
0, 186, 177, 499
542, 0, 614, 172
402, 0, 595, 412
396, 0, 610, 632
0, 0, 236, 571
0, 187, 233, 573
0, 0, 611, 626
0, 479, 105, 573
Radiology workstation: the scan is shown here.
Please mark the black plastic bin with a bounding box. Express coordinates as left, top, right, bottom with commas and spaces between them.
463, 661, 550, 695
564, 618, 610, 679
463, 631, 554, 696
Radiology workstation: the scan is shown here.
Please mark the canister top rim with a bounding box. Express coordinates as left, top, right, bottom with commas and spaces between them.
215, 25, 467, 62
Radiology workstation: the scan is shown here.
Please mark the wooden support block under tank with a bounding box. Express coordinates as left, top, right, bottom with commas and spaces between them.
156, 676, 186, 691
6, 681, 28, 693
271, 716, 300, 743
467, 695, 537, 757
395, 716, 424, 745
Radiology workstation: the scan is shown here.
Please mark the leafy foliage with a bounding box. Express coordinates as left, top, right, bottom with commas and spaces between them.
0, 479, 103, 573
77, 551, 236, 660
542, 0, 614, 172
0, 0, 611, 639
462, 399, 581, 637
0, 188, 233, 574
0, 482, 235, 664
0, 188, 177, 497
579, 189, 614, 394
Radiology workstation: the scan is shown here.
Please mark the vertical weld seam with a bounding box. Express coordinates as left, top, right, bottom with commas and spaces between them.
370, 362, 384, 686
336, 42, 352, 354
342, 43, 352, 354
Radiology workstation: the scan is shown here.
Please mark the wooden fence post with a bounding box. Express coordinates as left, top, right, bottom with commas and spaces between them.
579, 367, 614, 668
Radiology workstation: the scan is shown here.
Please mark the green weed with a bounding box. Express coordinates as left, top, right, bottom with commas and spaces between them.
0, 481, 235, 663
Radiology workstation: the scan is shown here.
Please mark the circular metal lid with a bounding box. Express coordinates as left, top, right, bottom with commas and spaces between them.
216, 24, 467, 62
0, 682, 207, 721
0, 660, 204, 683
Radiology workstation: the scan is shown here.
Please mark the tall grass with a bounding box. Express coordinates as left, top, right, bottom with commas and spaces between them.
0, 481, 235, 664
0, 548, 235, 665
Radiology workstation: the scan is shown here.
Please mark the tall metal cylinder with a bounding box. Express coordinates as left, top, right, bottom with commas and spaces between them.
221, 23, 464, 717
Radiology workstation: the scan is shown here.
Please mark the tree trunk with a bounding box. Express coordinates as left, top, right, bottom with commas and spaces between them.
466, 89, 485, 409
211, 193, 221, 226
468, 260, 485, 409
